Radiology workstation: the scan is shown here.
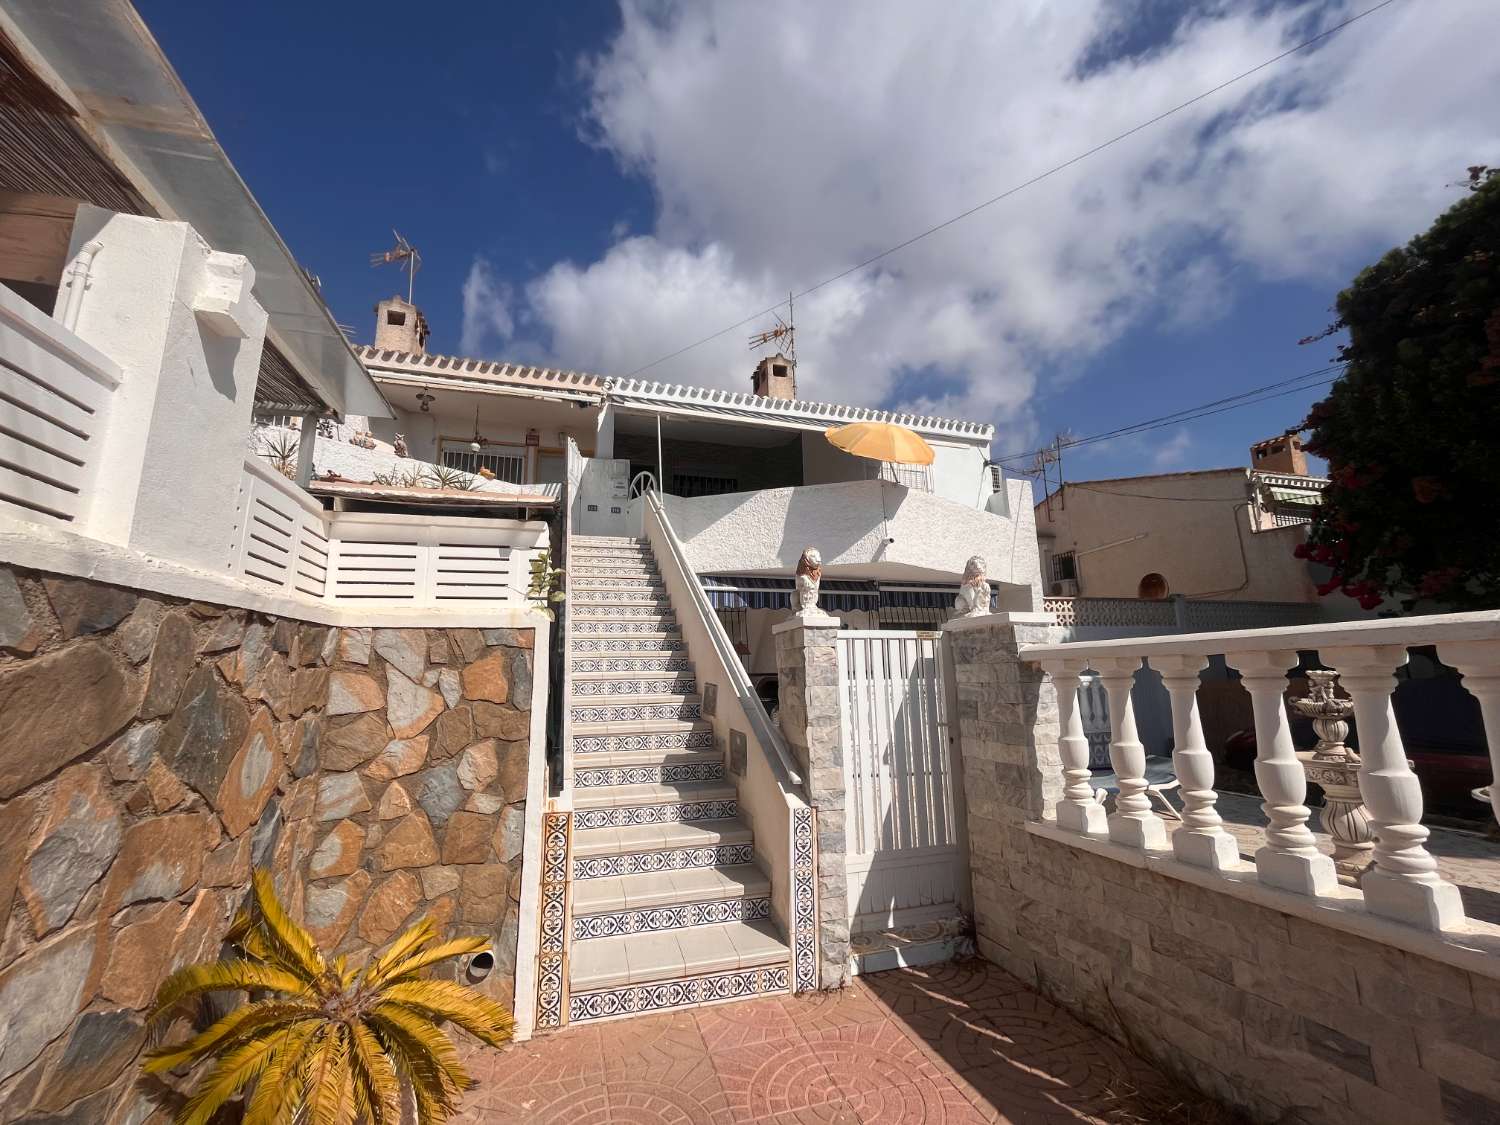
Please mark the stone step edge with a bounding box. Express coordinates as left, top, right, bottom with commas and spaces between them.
566, 963, 790, 1023
571, 798, 739, 831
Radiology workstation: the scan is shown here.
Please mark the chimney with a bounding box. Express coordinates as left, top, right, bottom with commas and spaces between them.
374, 295, 429, 354
750, 353, 796, 400
1250, 434, 1309, 476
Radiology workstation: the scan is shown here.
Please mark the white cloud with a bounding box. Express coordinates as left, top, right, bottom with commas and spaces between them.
494, 1, 1500, 444
459, 259, 515, 357
1150, 428, 1194, 470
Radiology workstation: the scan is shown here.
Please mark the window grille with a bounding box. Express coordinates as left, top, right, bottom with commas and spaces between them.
878, 462, 933, 491
714, 607, 749, 650
1053, 551, 1077, 583
878, 605, 952, 629
672, 473, 739, 497
441, 442, 525, 482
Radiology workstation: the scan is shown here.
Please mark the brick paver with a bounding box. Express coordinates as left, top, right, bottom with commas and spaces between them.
455, 960, 1231, 1123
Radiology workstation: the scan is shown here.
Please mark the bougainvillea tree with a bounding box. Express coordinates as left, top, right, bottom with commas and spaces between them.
1296, 167, 1500, 611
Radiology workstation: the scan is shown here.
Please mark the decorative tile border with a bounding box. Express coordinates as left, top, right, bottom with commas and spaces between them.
573, 798, 737, 831
536, 811, 571, 1029
572, 590, 672, 605
572, 676, 695, 697
573, 842, 754, 880
571, 655, 691, 673
572, 896, 770, 940
573, 728, 715, 754
570, 566, 659, 577
572, 636, 686, 652
572, 619, 680, 634
791, 806, 817, 993
572, 577, 662, 589
568, 965, 789, 1022
570, 701, 701, 724
573, 760, 724, 787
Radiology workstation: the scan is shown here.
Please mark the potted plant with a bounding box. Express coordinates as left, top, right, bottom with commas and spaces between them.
143, 870, 512, 1124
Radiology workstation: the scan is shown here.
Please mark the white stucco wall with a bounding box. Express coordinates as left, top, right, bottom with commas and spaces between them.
662, 478, 1041, 605
66, 207, 267, 573
798, 431, 991, 510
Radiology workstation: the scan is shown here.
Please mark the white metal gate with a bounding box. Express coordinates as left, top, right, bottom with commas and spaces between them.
836, 630, 966, 929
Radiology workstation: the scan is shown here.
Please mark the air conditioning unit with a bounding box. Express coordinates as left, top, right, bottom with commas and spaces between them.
1050, 579, 1079, 597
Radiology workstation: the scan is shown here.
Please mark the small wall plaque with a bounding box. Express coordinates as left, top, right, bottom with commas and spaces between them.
729, 729, 747, 777
586, 504, 598, 512
610, 506, 622, 514
702, 682, 718, 717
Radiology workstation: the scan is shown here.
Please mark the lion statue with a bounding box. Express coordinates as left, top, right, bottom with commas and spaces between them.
794, 547, 823, 613
954, 555, 990, 618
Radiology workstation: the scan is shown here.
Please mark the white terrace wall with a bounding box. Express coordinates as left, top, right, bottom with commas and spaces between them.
944, 614, 1500, 1125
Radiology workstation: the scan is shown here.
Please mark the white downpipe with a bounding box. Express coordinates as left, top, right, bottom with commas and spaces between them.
644, 490, 806, 791
59, 239, 102, 331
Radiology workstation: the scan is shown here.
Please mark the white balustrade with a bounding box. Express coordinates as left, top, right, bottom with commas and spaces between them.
1153, 654, 1238, 871
1093, 655, 1167, 849
1323, 645, 1464, 930
1021, 611, 1500, 936
1039, 657, 1106, 834
1232, 649, 1337, 895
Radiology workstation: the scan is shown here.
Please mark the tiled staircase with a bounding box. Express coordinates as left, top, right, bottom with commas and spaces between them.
560, 535, 791, 1022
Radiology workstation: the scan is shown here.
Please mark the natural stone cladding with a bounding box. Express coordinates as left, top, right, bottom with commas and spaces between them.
948, 617, 1500, 1125
0, 565, 535, 1124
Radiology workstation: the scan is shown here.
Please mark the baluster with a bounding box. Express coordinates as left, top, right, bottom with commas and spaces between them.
1040, 657, 1106, 835
1153, 654, 1238, 871
1232, 650, 1336, 895
1323, 645, 1465, 930
1437, 640, 1500, 817
1094, 656, 1166, 849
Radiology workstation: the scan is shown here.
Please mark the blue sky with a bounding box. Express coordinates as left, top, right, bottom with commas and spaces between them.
137, 1, 1496, 482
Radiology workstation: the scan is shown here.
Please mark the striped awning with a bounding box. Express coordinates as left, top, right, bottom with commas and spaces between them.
698, 577, 994, 612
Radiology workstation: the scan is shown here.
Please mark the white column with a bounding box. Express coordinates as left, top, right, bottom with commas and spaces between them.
295, 413, 317, 487
1040, 656, 1106, 835
1153, 654, 1238, 871
1094, 656, 1166, 849
1323, 644, 1465, 931
1438, 640, 1500, 816
1232, 650, 1336, 896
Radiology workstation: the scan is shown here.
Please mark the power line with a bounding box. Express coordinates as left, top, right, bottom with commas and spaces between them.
994, 365, 1343, 468
619, 0, 1403, 379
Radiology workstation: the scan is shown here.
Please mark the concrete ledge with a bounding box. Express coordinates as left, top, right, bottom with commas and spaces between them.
1, 515, 550, 630
943, 611, 1057, 634
1027, 819, 1500, 981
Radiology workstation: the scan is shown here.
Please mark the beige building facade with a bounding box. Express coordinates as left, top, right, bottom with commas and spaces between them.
1036, 455, 1327, 604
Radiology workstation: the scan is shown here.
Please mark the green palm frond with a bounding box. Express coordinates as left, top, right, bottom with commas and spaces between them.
143, 867, 512, 1125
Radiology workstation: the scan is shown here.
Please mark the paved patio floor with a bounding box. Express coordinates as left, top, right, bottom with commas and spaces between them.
455, 960, 1232, 1123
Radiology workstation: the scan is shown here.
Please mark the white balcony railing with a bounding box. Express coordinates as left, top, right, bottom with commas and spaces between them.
230, 458, 547, 609
1022, 612, 1500, 934
0, 282, 122, 530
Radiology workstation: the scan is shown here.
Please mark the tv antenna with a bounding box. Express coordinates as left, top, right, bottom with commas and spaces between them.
370, 230, 422, 304
747, 291, 796, 365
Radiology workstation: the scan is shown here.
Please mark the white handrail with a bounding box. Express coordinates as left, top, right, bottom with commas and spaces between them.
644, 489, 805, 790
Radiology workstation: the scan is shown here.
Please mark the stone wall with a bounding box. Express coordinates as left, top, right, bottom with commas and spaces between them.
773, 614, 849, 989
947, 616, 1500, 1125
0, 566, 535, 1123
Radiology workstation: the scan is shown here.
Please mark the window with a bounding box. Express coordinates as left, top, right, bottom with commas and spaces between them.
672, 473, 739, 497
1052, 551, 1077, 583
773, 364, 789, 380
441, 441, 525, 482
715, 607, 749, 652
386, 310, 406, 326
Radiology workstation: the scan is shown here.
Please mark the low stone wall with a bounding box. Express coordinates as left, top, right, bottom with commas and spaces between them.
0, 565, 536, 1123
947, 616, 1500, 1125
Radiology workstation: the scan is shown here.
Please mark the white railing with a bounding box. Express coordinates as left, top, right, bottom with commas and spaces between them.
1043, 595, 1327, 632
0, 282, 122, 529
1024, 611, 1500, 933
229, 457, 547, 609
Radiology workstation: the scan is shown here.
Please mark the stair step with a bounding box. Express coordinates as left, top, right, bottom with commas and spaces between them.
572, 606, 676, 620
570, 620, 680, 635
572, 782, 737, 830
573, 722, 716, 755
571, 578, 664, 592
570, 545, 653, 558
570, 696, 701, 724
573, 863, 770, 916
568, 919, 789, 993
572, 672, 697, 697
570, 564, 659, 576
570, 635, 686, 653
570, 652, 692, 674
573, 753, 724, 787
573, 536, 648, 546
572, 816, 751, 863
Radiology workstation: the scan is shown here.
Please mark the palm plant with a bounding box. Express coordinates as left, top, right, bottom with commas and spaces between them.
423, 464, 484, 491
258, 430, 300, 480
143, 870, 512, 1125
